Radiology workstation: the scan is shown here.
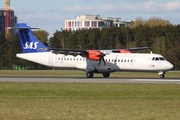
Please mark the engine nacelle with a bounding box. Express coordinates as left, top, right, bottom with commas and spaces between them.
119, 49, 132, 53
86, 50, 101, 60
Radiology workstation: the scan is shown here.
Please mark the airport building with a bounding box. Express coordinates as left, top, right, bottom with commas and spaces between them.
0, 9, 17, 36
65, 14, 131, 31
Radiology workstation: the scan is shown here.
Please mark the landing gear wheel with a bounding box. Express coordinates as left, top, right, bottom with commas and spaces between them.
160, 74, 165, 78
103, 73, 110, 78
86, 72, 94, 78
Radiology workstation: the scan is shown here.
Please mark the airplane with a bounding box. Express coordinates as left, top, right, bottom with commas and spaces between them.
15, 23, 173, 78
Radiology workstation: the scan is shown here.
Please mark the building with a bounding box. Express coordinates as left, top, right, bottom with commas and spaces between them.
65, 14, 131, 31
0, 9, 17, 37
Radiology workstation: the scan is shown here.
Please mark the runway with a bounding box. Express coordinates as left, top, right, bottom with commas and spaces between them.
0, 77, 180, 84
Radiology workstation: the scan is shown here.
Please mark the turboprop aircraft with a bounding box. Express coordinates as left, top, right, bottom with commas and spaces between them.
15, 23, 173, 78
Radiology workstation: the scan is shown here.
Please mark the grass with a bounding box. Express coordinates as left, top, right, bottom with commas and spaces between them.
0, 70, 180, 78
0, 70, 180, 119
0, 83, 180, 120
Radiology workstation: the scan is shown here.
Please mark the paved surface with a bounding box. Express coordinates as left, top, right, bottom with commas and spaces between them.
0, 77, 180, 84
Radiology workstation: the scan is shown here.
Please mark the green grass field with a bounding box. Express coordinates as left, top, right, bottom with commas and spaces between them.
0, 70, 180, 78
0, 83, 180, 120
0, 70, 180, 120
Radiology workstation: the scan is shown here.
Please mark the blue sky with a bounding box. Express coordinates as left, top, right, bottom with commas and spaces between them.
1, 0, 180, 37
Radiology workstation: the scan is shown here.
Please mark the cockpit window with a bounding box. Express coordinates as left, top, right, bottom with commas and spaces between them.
152, 57, 166, 61
155, 57, 159, 61
159, 57, 165, 61
152, 57, 155, 60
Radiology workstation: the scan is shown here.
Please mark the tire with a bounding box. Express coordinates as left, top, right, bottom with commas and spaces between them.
86, 72, 94, 78
103, 73, 110, 78
160, 74, 165, 78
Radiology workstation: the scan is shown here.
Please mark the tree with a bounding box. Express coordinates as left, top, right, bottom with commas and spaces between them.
33, 30, 49, 46
131, 17, 144, 28
0, 32, 6, 69
146, 17, 171, 27
86, 28, 100, 49
50, 30, 64, 48
167, 38, 180, 69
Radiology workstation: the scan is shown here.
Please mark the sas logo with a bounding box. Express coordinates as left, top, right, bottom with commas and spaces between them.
23, 42, 39, 49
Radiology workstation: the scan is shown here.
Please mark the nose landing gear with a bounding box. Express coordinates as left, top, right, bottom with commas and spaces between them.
160, 74, 165, 78
159, 72, 165, 78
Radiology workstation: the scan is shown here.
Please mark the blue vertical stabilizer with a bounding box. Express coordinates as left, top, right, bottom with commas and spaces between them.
17, 23, 48, 53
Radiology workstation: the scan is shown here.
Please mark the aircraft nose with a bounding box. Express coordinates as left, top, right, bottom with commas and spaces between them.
166, 62, 174, 70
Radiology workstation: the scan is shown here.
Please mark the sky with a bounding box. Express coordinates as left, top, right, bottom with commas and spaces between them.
1, 0, 180, 37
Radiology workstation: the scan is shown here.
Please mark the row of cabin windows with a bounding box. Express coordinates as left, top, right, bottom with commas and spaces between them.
58, 57, 86, 61
58, 57, 133, 63
106, 59, 133, 63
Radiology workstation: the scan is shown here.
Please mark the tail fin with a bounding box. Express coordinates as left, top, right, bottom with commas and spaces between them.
16, 23, 48, 53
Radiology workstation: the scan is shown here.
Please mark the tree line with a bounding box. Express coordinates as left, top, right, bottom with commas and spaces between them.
0, 17, 180, 70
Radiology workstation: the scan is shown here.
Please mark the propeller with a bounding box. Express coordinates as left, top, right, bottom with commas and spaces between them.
98, 52, 106, 66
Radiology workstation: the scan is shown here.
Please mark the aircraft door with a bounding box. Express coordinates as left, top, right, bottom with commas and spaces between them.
48, 57, 53, 66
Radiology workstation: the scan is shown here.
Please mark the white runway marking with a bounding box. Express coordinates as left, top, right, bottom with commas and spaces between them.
130, 79, 180, 82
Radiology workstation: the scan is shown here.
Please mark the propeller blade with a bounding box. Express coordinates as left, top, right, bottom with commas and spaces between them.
102, 57, 106, 66
98, 53, 106, 66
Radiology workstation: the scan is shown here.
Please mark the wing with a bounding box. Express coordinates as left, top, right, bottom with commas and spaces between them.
44, 48, 87, 57
45, 48, 107, 60
112, 47, 152, 53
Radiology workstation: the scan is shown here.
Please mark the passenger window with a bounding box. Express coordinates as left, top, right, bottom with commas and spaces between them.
152, 57, 155, 60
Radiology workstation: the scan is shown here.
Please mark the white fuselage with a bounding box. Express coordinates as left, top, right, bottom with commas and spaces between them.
16, 52, 173, 73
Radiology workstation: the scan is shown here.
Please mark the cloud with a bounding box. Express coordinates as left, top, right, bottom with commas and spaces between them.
11, 6, 69, 37
163, 1, 180, 11
99, 4, 117, 12
97, 1, 180, 15
12, 1, 180, 37
12, 7, 35, 15
83, 0, 96, 2
101, 0, 119, 3
83, 0, 118, 3
46, 5, 94, 14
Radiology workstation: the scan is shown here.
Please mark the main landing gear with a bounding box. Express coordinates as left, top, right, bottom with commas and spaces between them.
86, 72, 94, 78
86, 72, 110, 78
103, 73, 110, 78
